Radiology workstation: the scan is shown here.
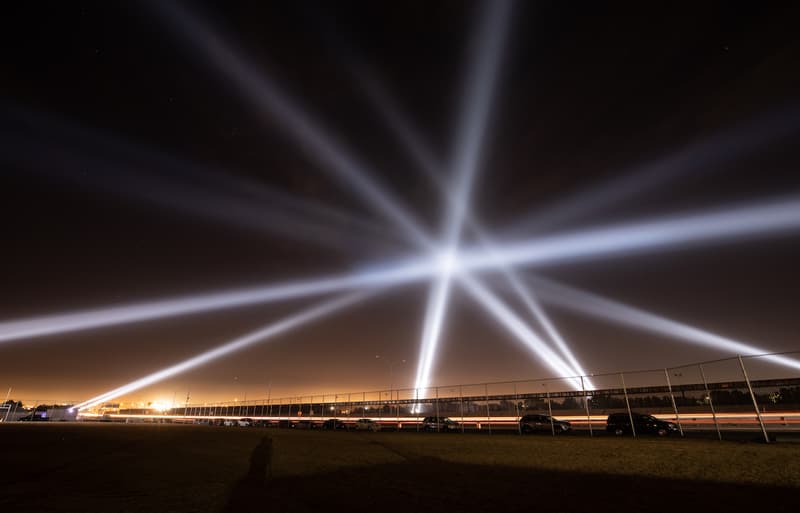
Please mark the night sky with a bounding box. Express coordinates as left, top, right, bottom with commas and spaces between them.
2, 1, 799, 405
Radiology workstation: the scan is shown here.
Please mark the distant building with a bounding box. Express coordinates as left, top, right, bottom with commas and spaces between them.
45, 406, 78, 421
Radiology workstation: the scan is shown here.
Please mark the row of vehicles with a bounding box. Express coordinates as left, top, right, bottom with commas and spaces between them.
521, 412, 678, 436
220, 412, 679, 436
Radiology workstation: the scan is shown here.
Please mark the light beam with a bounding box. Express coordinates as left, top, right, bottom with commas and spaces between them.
348, 35, 593, 382
530, 275, 800, 371
458, 274, 584, 389
465, 197, 800, 272
0, 105, 399, 255
6, 198, 798, 345
502, 106, 800, 239
0, 259, 429, 344
75, 290, 373, 410
413, 0, 513, 399
152, 1, 430, 249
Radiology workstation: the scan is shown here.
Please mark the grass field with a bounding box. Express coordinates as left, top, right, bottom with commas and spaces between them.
0, 423, 798, 512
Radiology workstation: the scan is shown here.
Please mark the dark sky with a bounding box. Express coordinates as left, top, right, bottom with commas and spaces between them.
1, 1, 799, 405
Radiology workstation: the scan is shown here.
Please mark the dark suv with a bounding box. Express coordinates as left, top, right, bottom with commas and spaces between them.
421, 416, 461, 432
606, 412, 678, 436
322, 419, 347, 430
519, 414, 571, 434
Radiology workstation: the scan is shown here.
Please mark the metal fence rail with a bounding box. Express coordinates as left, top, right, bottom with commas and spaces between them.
8, 351, 799, 441
72, 351, 800, 442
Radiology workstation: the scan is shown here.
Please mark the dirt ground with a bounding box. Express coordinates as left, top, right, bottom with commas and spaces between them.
0, 423, 797, 513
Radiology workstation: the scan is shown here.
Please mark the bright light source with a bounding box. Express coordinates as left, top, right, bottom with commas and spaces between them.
151, 401, 170, 412
436, 250, 460, 276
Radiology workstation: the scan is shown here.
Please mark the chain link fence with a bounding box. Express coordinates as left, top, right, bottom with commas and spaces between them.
16, 351, 800, 441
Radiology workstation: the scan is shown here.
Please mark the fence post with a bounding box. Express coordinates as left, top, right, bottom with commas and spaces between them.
415, 388, 420, 432
664, 369, 684, 437
621, 372, 636, 438
435, 386, 440, 432
395, 390, 400, 429
545, 383, 555, 436
514, 383, 521, 436
738, 355, 770, 443
697, 364, 721, 441
460, 385, 465, 434
485, 383, 492, 435
581, 375, 593, 437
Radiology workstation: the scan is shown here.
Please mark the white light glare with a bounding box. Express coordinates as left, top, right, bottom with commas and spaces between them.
436, 250, 460, 276
531, 275, 800, 371
75, 290, 372, 410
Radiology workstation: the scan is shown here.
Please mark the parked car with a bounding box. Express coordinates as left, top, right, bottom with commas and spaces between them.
223, 419, 236, 426
322, 419, 348, 430
354, 418, 380, 432
237, 418, 253, 427
606, 412, 678, 436
519, 414, 571, 434
421, 416, 461, 432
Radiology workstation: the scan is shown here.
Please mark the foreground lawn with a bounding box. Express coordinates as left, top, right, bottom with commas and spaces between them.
335, 431, 800, 487
0, 424, 798, 513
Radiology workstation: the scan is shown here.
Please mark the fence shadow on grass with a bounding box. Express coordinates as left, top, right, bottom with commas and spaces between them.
222, 446, 797, 513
